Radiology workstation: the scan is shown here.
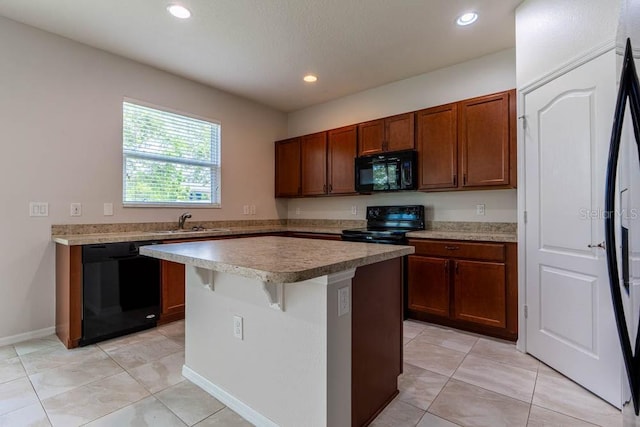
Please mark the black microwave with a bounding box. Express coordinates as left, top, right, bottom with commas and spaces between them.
355, 150, 417, 193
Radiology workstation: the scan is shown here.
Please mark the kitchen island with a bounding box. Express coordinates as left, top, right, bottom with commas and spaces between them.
140, 236, 413, 427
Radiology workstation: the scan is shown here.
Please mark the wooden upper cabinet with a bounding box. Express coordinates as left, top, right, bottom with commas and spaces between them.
328, 125, 357, 195
275, 137, 301, 197
416, 103, 458, 190
386, 113, 415, 152
357, 113, 414, 156
459, 90, 513, 188
357, 119, 385, 156
301, 132, 327, 196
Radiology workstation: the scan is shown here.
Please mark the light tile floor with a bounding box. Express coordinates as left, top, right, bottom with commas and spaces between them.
0, 319, 623, 427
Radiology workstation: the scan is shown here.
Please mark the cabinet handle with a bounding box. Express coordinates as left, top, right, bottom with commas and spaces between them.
463, 174, 467, 185
323, 184, 327, 192
328, 183, 332, 193
444, 246, 460, 251
455, 262, 459, 274
444, 260, 449, 271
453, 174, 457, 186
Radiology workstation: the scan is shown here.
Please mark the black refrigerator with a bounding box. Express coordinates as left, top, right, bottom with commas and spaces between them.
605, 0, 640, 423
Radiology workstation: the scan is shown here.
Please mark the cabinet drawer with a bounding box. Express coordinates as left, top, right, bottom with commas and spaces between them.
409, 239, 505, 262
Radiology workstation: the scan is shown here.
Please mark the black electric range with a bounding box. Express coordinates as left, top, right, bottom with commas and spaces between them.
341, 205, 425, 245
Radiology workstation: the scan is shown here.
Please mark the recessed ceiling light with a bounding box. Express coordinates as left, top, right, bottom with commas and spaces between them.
456, 12, 478, 26
167, 4, 191, 19
303, 74, 318, 83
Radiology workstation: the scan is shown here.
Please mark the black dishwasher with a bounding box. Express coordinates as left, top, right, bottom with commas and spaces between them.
81, 241, 161, 346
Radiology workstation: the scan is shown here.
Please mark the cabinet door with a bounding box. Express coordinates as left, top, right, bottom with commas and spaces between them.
275, 138, 301, 197
357, 119, 384, 156
385, 113, 415, 152
161, 260, 185, 322
453, 260, 506, 328
407, 255, 450, 317
301, 132, 327, 196
459, 91, 510, 187
416, 104, 458, 190
328, 125, 357, 194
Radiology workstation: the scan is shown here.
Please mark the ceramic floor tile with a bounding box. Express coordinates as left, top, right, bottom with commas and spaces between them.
527, 405, 598, 427
452, 354, 537, 402
429, 379, 531, 427
403, 320, 428, 339
416, 412, 461, 427
0, 346, 17, 361
0, 357, 26, 384
97, 329, 164, 353
0, 402, 51, 427
84, 396, 186, 427
19, 345, 105, 375
403, 337, 412, 345
42, 371, 149, 427
369, 399, 425, 427
469, 338, 540, 372
155, 380, 225, 426
397, 363, 449, 410
532, 371, 622, 427
30, 354, 123, 400
413, 325, 479, 353
536, 362, 565, 379
157, 321, 185, 339
13, 337, 63, 357
127, 351, 185, 393
404, 340, 465, 377
105, 335, 183, 370
0, 377, 39, 416
194, 408, 253, 426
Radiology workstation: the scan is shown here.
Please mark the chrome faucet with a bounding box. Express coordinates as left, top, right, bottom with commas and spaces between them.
178, 212, 192, 229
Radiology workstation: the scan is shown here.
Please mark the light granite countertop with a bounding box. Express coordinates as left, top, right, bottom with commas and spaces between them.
139, 236, 414, 283
51, 221, 517, 245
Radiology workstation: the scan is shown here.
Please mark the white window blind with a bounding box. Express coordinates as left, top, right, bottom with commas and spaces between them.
122, 101, 221, 207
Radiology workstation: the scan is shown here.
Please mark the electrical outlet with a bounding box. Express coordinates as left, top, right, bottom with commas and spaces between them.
70, 203, 82, 216
476, 204, 485, 216
103, 203, 113, 216
351, 206, 358, 216
233, 315, 243, 340
243, 205, 250, 215
250, 205, 256, 215
295, 207, 301, 215
29, 202, 48, 217
338, 287, 350, 316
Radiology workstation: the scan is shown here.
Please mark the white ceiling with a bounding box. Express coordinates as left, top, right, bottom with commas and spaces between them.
0, 0, 522, 112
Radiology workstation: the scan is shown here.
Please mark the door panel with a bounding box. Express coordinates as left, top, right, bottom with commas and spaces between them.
386, 113, 414, 152
454, 260, 506, 328
539, 266, 597, 355
275, 138, 301, 197
524, 50, 620, 406
328, 126, 357, 194
358, 120, 384, 156
539, 92, 595, 256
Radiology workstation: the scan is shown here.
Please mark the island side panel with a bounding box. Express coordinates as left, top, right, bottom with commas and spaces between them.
352, 257, 403, 427
183, 265, 353, 427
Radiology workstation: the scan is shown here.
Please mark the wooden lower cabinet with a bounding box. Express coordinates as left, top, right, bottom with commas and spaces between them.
160, 260, 186, 324
407, 256, 450, 317
406, 239, 517, 341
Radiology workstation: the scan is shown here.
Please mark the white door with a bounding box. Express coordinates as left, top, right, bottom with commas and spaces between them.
523, 50, 621, 406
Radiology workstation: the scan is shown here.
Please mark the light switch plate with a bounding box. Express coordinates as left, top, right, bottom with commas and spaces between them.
476, 204, 486, 216
29, 202, 48, 217
103, 203, 113, 216
233, 315, 243, 340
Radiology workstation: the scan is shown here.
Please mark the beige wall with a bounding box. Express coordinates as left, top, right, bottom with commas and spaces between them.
0, 17, 287, 341
286, 48, 518, 222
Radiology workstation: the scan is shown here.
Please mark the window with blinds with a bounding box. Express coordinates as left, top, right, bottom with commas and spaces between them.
122, 100, 221, 207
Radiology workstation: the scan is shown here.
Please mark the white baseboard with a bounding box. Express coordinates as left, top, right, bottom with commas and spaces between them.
182, 365, 279, 427
0, 326, 56, 347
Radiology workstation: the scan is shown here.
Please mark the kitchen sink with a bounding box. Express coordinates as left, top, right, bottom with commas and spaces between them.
154, 228, 231, 234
